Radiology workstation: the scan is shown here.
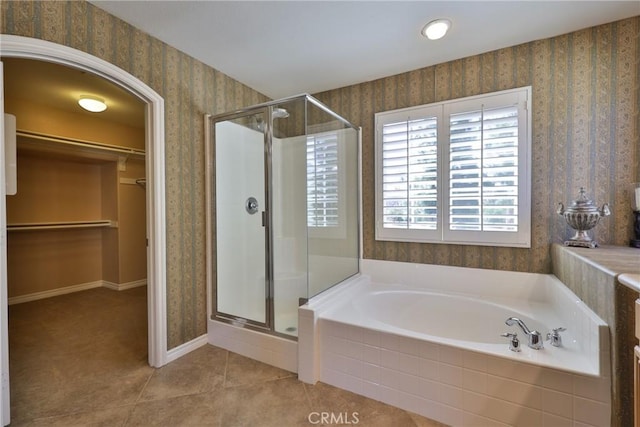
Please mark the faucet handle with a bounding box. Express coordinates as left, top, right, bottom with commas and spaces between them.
546, 327, 566, 347
501, 332, 521, 352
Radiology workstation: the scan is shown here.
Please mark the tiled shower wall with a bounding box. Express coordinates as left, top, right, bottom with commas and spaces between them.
315, 16, 640, 274
0, 0, 269, 350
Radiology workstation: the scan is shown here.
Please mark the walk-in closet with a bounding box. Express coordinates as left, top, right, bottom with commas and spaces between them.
4, 58, 147, 303
2, 58, 149, 419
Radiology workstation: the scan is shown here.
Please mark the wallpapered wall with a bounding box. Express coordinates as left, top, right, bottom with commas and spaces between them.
1, 2, 638, 349
314, 16, 639, 274
1, 0, 269, 349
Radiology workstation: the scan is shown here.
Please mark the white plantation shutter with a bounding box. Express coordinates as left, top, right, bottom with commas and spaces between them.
448, 105, 519, 232
381, 116, 438, 229
376, 105, 441, 242
375, 87, 531, 247
307, 133, 339, 227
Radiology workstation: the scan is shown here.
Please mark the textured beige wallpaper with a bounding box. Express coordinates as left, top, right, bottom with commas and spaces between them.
1, 0, 269, 349
314, 16, 640, 274
2, 2, 638, 350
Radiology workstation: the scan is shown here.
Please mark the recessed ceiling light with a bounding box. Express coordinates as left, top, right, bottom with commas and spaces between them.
422, 19, 451, 40
78, 95, 107, 113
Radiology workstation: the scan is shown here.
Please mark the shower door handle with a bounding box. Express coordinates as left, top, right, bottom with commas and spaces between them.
245, 197, 259, 214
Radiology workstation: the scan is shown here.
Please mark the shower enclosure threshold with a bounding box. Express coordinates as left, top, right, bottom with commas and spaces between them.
207, 318, 298, 373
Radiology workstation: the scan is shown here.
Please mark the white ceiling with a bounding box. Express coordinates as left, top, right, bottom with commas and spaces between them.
90, 1, 639, 99
3, 57, 146, 128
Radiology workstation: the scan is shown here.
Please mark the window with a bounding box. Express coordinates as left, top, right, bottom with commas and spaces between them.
307, 132, 339, 227
307, 130, 347, 238
375, 87, 531, 247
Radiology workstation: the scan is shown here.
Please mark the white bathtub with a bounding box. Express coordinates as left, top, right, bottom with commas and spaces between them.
298, 259, 612, 427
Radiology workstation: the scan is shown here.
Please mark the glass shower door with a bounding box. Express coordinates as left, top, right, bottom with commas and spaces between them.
213, 111, 269, 327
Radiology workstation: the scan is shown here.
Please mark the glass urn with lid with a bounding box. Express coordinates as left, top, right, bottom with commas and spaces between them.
557, 187, 610, 248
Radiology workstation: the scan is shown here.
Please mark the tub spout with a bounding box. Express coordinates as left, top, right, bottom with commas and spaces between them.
505, 317, 544, 349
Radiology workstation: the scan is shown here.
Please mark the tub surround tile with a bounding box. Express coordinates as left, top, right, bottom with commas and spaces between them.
438, 345, 464, 367
462, 368, 487, 394
362, 343, 381, 365
485, 375, 543, 410
462, 351, 488, 372
439, 383, 464, 408
573, 373, 612, 402
316, 317, 610, 426
541, 412, 572, 427
462, 412, 511, 427
305, 382, 446, 427
573, 396, 612, 427
437, 362, 463, 387
541, 388, 573, 419
464, 390, 545, 426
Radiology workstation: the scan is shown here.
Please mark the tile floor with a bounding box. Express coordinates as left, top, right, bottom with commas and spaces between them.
8, 287, 446, 426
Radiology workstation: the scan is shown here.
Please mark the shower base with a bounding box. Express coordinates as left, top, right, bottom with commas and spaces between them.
207, 318, 298, 373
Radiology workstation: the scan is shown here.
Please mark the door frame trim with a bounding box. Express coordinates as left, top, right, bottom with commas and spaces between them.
0, 35, 168, 372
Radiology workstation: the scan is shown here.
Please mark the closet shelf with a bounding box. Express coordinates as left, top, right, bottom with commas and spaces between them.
7, 220, 118, 231
16, 130, 145, 162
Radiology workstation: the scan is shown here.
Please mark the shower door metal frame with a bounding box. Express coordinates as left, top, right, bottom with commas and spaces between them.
207, 93, 361, 340
207, 107, 274, 333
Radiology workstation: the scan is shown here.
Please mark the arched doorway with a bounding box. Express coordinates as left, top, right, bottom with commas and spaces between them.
0, 35, 167, 425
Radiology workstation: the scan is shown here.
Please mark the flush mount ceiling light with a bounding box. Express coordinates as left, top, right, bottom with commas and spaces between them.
421, 19, 451, 40
78, 95, 107, 113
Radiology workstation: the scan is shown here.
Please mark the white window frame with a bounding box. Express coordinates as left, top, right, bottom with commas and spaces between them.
375, 86, 531, 248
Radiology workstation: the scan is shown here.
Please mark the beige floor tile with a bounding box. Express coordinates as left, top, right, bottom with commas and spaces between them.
125, 392, 225, 426
224, 350, 295, 388
8, 405, 135, 427
409, 411, 450, 427
11, 369, 152, 422
219, 377, 311, 427
9, 287, 151, 423
8, 287, 448, 427
140, 359, 224, 401
305, 382, 447, 427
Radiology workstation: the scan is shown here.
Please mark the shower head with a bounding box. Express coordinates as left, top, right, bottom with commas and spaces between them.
272, 107, 289, 119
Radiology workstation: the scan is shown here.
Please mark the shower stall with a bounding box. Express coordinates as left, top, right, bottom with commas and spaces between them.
206, 94, 359, 339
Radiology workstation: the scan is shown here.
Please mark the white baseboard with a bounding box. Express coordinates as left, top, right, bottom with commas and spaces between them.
165, 334, 209, 364
8, 279, 148, 305
8, 281, 103, 305
103, 279, 147, 291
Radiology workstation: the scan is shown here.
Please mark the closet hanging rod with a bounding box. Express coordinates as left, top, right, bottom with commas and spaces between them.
7, 220, 118, 231
16, 130, 145, 157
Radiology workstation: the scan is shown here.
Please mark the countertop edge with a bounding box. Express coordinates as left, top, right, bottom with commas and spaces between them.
552, 243, 640, 292
618, 273, 640, 293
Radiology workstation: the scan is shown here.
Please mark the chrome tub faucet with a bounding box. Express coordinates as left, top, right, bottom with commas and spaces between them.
505, 317, 544, 349
546, 327, 566, 347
